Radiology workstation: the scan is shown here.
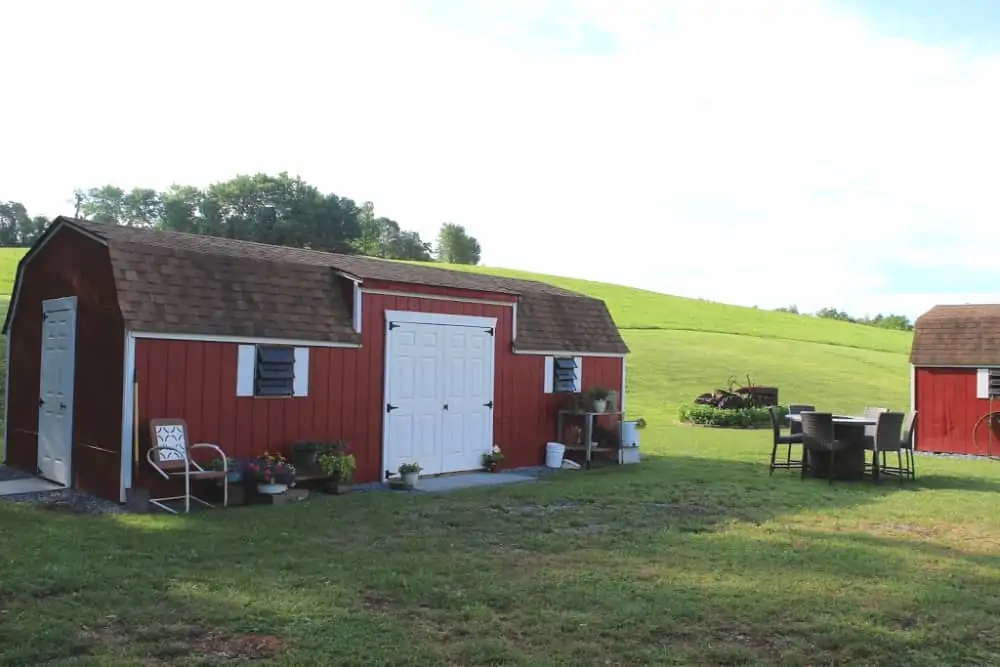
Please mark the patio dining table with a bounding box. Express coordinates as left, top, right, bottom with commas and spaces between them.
786, 414, 877, 480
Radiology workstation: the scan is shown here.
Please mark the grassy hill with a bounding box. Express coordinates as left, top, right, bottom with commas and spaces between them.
437, 263, 913, 426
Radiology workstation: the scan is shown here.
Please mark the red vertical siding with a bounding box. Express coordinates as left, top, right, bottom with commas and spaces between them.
134, 285, 625, 483
5, 227, 125, 501
914, 367, 1000, 455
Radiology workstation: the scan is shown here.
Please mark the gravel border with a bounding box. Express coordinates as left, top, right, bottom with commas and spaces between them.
0, 488, 128, 515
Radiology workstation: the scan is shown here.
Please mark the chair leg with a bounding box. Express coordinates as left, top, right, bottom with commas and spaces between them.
184, 471, 191, 514
770, 442, 778, 476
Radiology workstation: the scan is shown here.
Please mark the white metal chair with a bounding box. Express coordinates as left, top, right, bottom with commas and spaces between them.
147, 418, 228, 514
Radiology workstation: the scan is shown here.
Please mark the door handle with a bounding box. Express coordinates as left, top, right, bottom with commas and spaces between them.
60, 402, 67, 411
443, 404, 449, 410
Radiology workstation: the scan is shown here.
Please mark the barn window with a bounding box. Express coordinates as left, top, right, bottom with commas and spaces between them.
255, 345, 295, 397
976, 368, 1000, 399
236, 344, 309, 398
544, 355, 582, 393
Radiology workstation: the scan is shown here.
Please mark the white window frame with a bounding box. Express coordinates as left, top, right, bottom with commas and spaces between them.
237, 344, 309, 397
544, 355, 583, 393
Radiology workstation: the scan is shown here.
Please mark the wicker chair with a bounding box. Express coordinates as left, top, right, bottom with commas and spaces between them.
862, 406, 888, 449
800, 412, 850, 484
881, 411, 917, 480
788, 404, 815, 437
869, 411, 906, 482
768, 406, 804, 475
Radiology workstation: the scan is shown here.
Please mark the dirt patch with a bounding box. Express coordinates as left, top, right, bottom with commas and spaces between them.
79, 618, 283, 663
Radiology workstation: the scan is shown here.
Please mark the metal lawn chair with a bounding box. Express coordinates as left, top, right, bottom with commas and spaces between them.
147, 418, 229, 514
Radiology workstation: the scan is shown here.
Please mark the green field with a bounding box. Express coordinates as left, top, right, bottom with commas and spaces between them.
4, 250, 1000, 666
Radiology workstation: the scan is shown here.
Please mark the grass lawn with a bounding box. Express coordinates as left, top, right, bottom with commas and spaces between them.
7, 249, 997, 666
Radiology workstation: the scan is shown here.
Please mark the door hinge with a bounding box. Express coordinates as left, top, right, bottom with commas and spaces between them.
384, 469, 392, 480
388, 322, 399, 330
39, 398, 45, 407
386, 403, 399, 413
42, 312, 48, 321
484, 401, 493, 409
485, 327, 494, 336
443, 403, 449, 411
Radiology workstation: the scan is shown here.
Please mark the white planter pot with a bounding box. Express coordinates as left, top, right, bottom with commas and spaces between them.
401, 472, 419, 488
593, 399, 608, 413
256, 483, 288, 495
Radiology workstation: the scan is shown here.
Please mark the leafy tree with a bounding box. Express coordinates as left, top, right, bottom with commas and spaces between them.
435, 222, 481, 265
0, 201, 46, 246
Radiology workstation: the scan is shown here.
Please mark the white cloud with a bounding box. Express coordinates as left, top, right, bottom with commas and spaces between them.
2, 0, 999, 320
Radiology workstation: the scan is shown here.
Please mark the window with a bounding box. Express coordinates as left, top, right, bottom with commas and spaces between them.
977, 368, 1000, 399
255, 345, 295, 397
544, 355, 582, 393
237, 344, 309, 397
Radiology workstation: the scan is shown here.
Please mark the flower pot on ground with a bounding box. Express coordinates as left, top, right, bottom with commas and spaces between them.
482, 444, 505, 472
584, 386, 612, 413
290, 440, 327, 472
209, 456, 244, 484
318, 447, 356, 495
398, 462, 422, 488
245, 452, 297, 494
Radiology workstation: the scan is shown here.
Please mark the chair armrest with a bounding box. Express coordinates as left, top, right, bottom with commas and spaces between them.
146, 446, 186, 479
189, 443, 228, 472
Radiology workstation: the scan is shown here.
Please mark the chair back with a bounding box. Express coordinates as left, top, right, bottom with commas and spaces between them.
800, 412, 835, 448
767, 405, 783, 441
788, 404, 815, 435
873, 411, 905, 452
149, 418, 191, 471
864, 406, 887, 438
901, 411, 918, 450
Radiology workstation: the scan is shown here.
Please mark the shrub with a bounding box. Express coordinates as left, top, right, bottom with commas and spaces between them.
678, 404, 788, 429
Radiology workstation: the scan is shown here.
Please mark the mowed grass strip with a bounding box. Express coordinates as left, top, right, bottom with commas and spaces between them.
2, 452, 1000, 666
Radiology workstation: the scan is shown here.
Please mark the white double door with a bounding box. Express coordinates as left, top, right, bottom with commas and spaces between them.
37, 297, 77, 486
384, 315, 495, 478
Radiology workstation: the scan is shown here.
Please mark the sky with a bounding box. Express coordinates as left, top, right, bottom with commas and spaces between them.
2, 0, 1000, 321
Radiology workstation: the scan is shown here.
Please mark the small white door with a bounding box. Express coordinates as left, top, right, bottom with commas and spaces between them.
384, 323, 448, 476
37, 297, 77, 486
441, 327, 494, 473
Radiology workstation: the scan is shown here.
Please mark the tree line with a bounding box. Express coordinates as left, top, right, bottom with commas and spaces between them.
0, 172, 483, 264
774, 305, 914, 331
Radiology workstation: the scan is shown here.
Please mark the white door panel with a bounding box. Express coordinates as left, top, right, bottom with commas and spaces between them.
384, 316, 496, 478
37, 298, 77, 486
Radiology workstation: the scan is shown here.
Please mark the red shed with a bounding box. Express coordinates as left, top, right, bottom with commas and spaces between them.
910, 304, 1000, 456
2, 217, 629, 502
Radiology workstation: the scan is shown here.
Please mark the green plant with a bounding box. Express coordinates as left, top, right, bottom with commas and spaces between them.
635, 417, 647, 429
584, 386, 611, 402
678, 404, 788, 429
398, 462, 423, 475
318, 451, 356, 483
482, 444, 505, 469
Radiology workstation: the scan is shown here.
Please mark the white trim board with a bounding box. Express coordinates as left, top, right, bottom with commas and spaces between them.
363, 288, 516, 308
119, 332, 137, 502
621, 356, 627, 412
384, 310, 498, 329
514, 349, 627, 358
131, 331, 360, 349
912, 364, 1000, 368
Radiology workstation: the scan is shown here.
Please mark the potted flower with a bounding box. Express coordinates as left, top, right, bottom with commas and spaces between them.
318, 445, 356, 495
290, 440, 325, 472
398, 462, 422, 488
584, 386, 612, 413
482, 444, 505, 472
208, 457, 244, 484
245, 452, 297, 494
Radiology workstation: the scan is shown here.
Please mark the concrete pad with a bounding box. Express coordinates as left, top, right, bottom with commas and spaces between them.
0, 478, 62, 496
415, 471, 539, 493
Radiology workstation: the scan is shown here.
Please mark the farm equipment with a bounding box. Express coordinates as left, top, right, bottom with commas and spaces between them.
694, 375, 779, 410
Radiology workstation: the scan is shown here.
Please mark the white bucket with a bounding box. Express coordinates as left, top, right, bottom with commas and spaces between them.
545, 442, 566, 469
621, 421, 640, 446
